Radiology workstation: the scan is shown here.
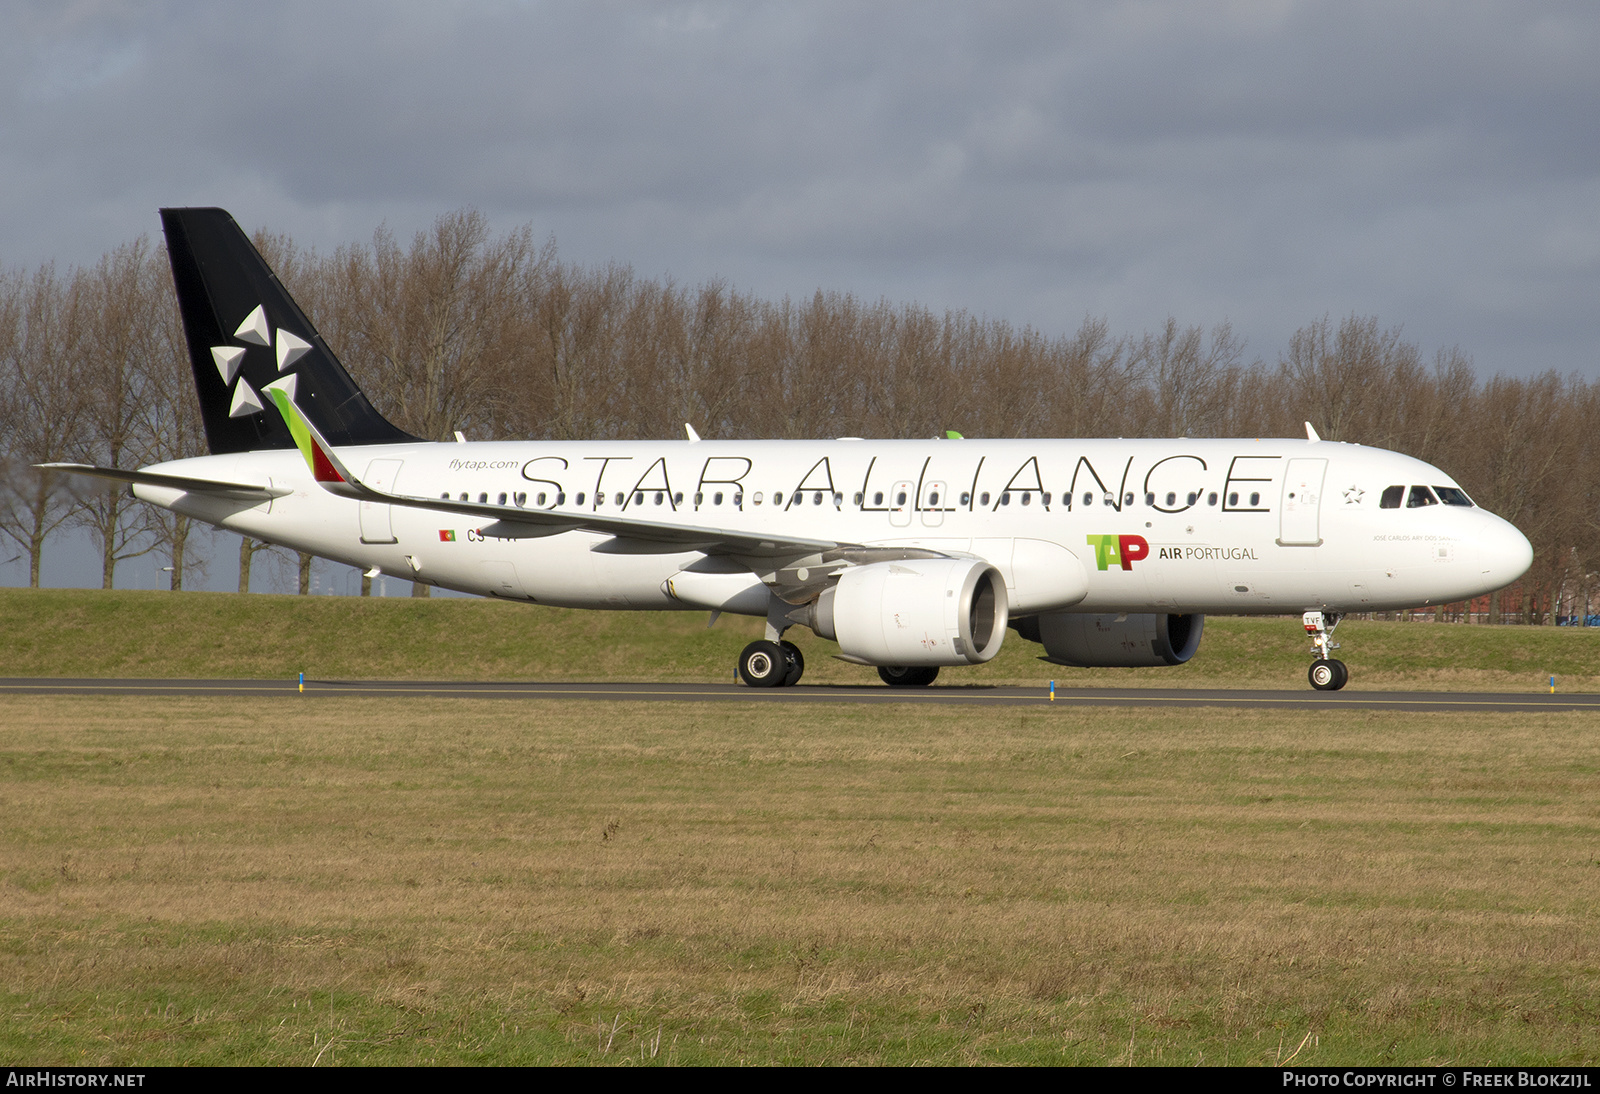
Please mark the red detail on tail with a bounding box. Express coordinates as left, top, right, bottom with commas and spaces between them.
310, 442, 345, 483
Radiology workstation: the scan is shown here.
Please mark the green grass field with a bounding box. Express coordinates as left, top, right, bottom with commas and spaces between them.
2, 586, 1597, 690
3, 588, 1599, 1065
3, 695, 1598, 1065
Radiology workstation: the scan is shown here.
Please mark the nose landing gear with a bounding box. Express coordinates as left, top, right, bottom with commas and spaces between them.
1304, 610, 1348, 691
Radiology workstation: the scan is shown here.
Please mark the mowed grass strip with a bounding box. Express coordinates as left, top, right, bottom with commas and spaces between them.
2, 695, 1598, 1065
4, 586, 1598, 690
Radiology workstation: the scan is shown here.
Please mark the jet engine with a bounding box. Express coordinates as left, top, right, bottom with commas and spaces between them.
1015, 612, 1204, 667
808, 558, 1008, 666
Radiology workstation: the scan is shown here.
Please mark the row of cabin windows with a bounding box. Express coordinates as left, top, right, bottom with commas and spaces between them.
437, 487, 1275, 510
1379, 485, 1475, 509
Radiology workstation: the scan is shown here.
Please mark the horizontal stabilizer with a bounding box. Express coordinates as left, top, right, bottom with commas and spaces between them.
39, 463, 289, 502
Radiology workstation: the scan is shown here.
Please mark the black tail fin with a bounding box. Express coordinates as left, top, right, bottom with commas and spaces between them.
161, 207, 417, 454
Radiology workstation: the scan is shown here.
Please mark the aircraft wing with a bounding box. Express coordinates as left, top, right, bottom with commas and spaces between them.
38, 463, 290, 503
261, 378, 847, 559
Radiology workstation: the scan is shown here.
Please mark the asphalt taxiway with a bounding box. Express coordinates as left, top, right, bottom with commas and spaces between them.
2, 677, 1596, 713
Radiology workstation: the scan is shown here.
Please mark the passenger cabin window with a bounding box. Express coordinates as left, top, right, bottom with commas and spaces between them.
1042, 492, 1051, 506
714, 492, 724, 505
1407, 485, 1439, 508
980, 492, 991, 506
873, 492, 883, 505
1434, 486, 1474, 507
497, 492, 507, 505
1207, 492, 1218, 506
774, 492, 784, 506
1381, 485, 1403, 508
576, 492, 586, 506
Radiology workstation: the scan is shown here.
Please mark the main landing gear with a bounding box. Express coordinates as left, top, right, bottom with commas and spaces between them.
1303, 610, 1348, 691
738, 640, 804, 688
735, 601, 938, 689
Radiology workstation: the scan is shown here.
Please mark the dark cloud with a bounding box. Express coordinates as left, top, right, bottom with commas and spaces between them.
2, 0, 1596, 378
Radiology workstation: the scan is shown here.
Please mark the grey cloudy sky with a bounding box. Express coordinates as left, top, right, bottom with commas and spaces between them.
4, 0, 1598, 380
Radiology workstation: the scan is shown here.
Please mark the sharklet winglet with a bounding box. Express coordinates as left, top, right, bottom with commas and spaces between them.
263, 375, 354, 487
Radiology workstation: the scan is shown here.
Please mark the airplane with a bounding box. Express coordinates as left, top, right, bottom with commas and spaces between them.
47, 208, 1534, 692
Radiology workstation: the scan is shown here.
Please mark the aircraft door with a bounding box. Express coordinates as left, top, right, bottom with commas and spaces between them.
360, 459, 403, 544
921, 481, 948, 527
1278, 458, 1327, 546
889, 480, 914, 527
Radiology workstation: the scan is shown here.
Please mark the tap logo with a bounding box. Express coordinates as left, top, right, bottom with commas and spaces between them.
1087, 534, 1150, 571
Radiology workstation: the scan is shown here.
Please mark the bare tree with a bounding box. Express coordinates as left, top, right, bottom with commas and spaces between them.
237, 536, 277, 593
132, 242, 213, 589
70, 241, 166, 587
0, 265, 88, 586
331, 210, 549, 442
1131, 320, 1250, 437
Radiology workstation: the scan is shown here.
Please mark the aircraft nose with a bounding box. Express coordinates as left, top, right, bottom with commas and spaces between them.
1475, 514, 1534, 590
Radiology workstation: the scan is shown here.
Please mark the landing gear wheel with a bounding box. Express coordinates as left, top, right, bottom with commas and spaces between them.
739, 640, 789, 688
1308, 658, 1348, 691
780, 641, 805, 687
878, 665, 939, 688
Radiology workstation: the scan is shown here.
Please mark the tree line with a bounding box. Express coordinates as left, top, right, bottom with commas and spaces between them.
3, 210, 1595, 622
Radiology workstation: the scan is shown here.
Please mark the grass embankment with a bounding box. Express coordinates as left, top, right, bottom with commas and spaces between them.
2, 586, 1596, 690
2, 696, 1598, 1065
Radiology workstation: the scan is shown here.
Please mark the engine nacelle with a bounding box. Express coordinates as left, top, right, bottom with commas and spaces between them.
810, 558, 1008, 666
1016, 612, 1204, 667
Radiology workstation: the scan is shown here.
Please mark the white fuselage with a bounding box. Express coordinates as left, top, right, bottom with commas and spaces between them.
134, 436, 1533, 617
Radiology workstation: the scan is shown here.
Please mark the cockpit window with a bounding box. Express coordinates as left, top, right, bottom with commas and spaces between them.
1380, 486, 1403, 509
1434, 486, 1474, 507
1407, 485, 1439, 508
